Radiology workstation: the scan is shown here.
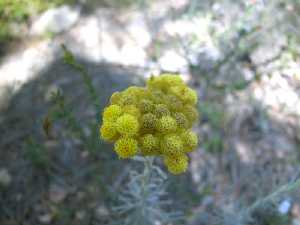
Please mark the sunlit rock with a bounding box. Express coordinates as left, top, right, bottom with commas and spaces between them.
30, 5, 80, 36
158, 50, 188, 72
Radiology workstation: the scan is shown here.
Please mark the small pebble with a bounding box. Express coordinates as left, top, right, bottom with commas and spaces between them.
278, 199, 291, 215
0, 168, 12, 187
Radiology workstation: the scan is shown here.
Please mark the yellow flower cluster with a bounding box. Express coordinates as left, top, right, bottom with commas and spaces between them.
100, 74, 199, 174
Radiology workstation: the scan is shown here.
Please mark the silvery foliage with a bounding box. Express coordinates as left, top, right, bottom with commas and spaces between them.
221, 176, 300, 225
111, 157, 183, 225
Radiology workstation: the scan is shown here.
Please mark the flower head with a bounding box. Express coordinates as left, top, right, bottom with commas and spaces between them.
123, 105, 141, 118
161, 134, 183, 155
140, 113, 157, 133
173, 112, 189, 130
116, 114, 139, 136
100, 122, 119, 142
182, 105, 199, 127
114, 137, 138, 158
139, 99, 155, 113
119, 93, 137, 106
139, 134, 160, 155
181, 130, 198, 153
164, 154, 188, 175
157, 116, 177, 134
165, 94, 183, 112
100, 73, 199, 173
103, 104, 122, 122
154, 104, 170, 118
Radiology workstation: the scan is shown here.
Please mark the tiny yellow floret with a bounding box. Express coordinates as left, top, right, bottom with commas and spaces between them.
116, 114, 139, 136
119, 93, 137, 106
173, 112, 189, 130
147, 74, 183, 92
139, 134, 160, 155
169, 85, 184, 97
161, 134, 183, 155
164, 154, 188, 175
183, 88, 198, 105
149, 90, 165, 104
100, 122, 118, 141
114, 137, 138, 158
123, 105, 141, 118
157, 116, 177, 134
182, 105, 199, 127
160, 74, 183, 86
165, 95, 183, 112
154, 104, 170, 118
181, 131, 198, 153
140, 113, 157, 133
139, 99, 155, 113
103, 104, 122, 122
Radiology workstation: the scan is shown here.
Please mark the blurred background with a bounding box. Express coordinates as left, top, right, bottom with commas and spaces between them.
0, 0, 300, 224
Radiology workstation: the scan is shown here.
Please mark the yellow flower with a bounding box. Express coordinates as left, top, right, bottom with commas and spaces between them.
126, 86, 149, 100
169, 85, 183, 97
103, 104, 122, 122
139, 99, 155, 113
182, 105, 199, 127
139, 134, 160, 155
183, 88, 198, 105
110, 92, 122, 105
173, 112, 189, 130
140, 113, 157, 133
181, 130, 198, 153
149, 90, 165, 104
119, 93, 137, 106
164, 153, 188, 175
154, 104, 170, 118
123, 105, 141, 118
161, 134, 183, 155
165, 94, 183, 112
116, 114, 139, 136
100, 122, 119, 141
99, 73, 199, 174
114, 137, 138, 158
147, 74, 183, 92
160, 74, 183, 86
156, 116, 177, 134
169, 86, 197, 105
126, 86, 144, 94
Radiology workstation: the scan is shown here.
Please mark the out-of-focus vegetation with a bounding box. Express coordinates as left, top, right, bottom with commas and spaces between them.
0, 0, 74, 45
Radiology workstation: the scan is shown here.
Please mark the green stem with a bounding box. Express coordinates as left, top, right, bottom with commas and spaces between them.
61, 44, 100, 111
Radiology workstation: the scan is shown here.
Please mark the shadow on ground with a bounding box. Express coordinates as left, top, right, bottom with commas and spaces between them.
0, 54, 145, 224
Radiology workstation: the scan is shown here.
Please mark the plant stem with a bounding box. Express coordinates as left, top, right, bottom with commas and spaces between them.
140, 157, 154, 221
238, 177, 300, 224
